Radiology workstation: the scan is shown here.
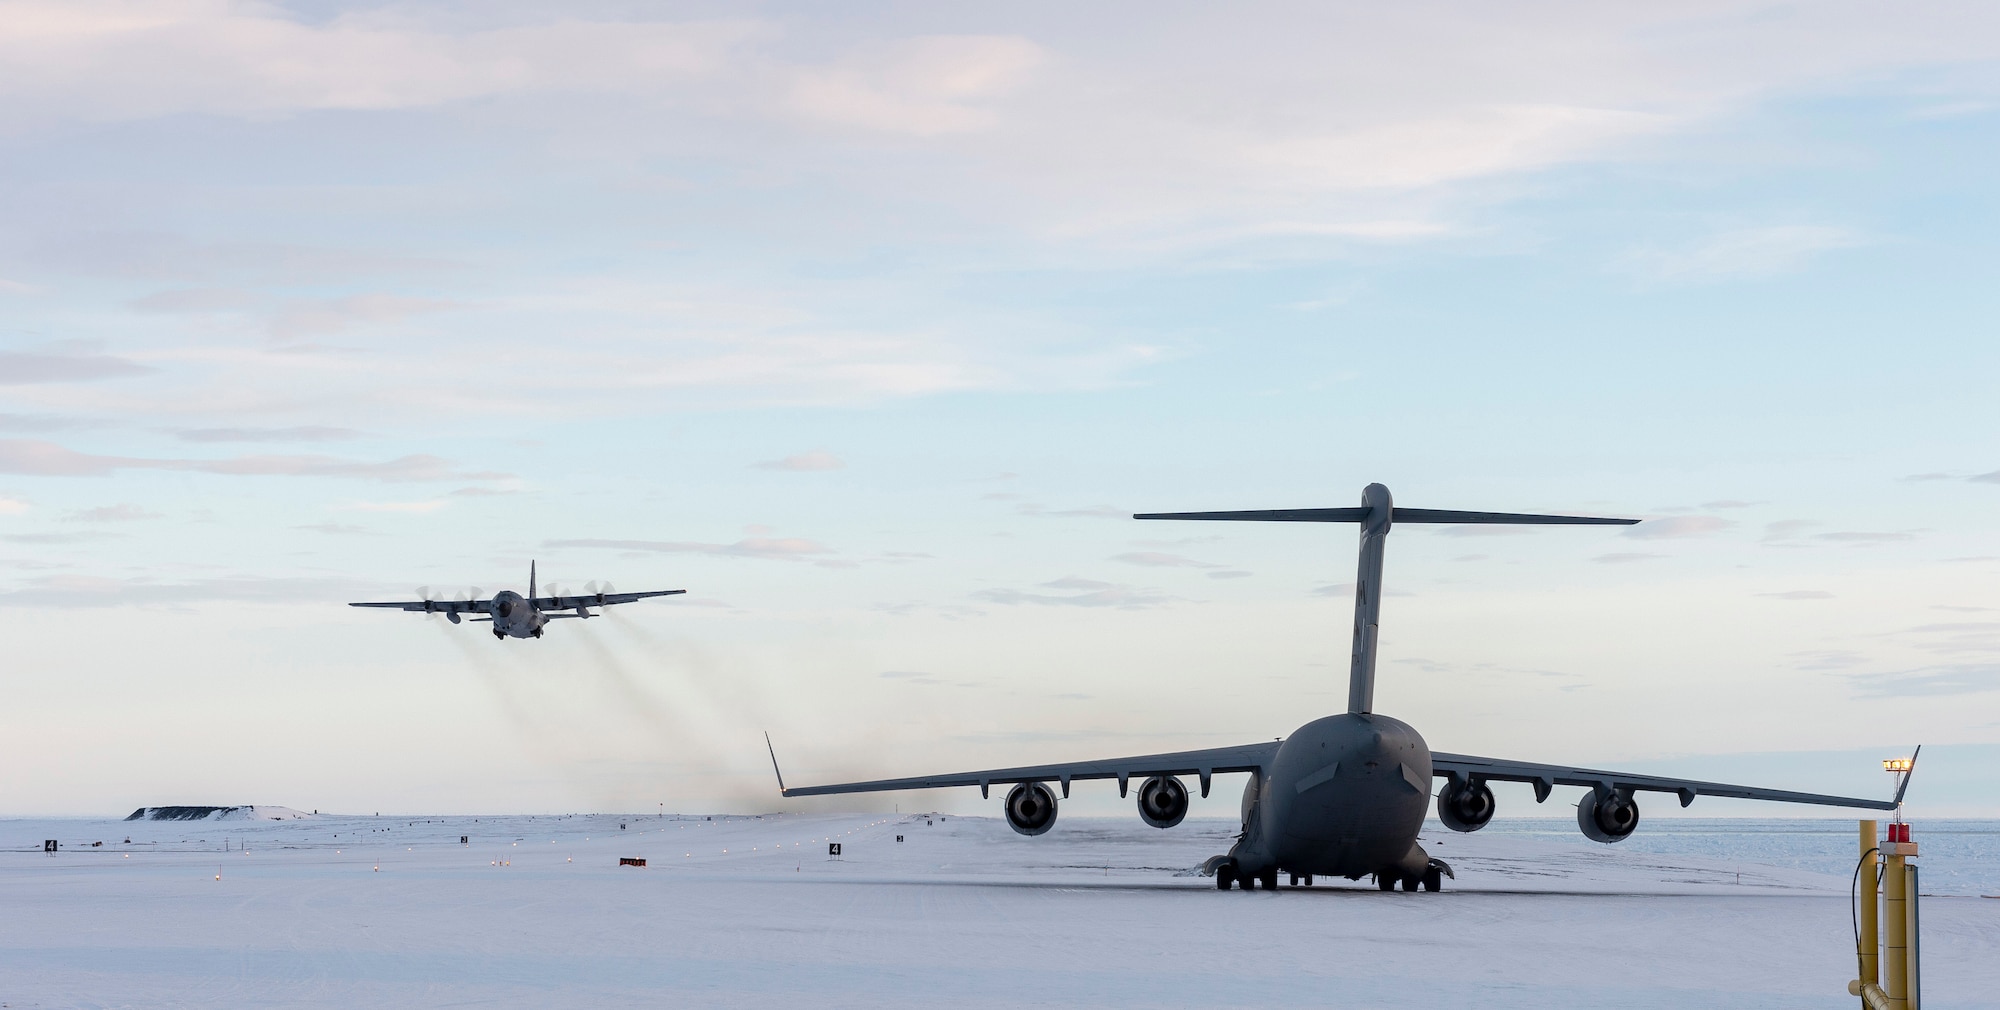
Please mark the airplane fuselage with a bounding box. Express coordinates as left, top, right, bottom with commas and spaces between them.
488, 590, 547, 639
1229, 713, 1435, 882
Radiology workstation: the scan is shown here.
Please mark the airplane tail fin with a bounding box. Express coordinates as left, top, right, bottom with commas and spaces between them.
529, 560, 537, 601
1137, 485, 1639, 715
765, 732, 788, 795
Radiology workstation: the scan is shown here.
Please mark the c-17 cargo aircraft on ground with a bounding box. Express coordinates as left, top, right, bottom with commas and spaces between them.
350, 561, 684, 640
769, 484, 1904, 892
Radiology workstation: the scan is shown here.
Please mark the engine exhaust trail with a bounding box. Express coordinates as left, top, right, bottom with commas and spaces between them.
572, 626, 711, 749
435, 623, 609, 801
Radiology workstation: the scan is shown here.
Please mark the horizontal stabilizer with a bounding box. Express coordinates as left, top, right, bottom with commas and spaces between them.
1135, 507, 1636, 526
1391, 508, 1637, 526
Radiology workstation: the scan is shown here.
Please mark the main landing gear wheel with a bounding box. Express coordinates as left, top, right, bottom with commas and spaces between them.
1215, 865, 1236, 890
1377, 873, 1396, 892
1259, 868, 1279, 891
1423, 865, 1443, 892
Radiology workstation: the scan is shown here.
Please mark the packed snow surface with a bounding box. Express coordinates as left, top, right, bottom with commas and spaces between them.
4, 814, 1996, 1008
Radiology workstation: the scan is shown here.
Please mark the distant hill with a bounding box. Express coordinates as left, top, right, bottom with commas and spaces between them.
124, 806, 315, 822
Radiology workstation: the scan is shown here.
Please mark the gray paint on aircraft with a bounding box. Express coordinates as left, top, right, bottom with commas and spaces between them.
771, 483, 1897, 890
350, 560, 684, 640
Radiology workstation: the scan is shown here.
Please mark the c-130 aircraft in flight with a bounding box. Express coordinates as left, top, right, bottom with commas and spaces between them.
349, 561, 683, 640
770, 484, 1901, 892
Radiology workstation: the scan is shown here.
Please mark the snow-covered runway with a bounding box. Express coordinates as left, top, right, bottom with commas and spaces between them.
5, 812, 1996, 1008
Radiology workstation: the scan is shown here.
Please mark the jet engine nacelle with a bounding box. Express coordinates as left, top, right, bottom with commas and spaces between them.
1577, 788, 1639, 843
1136, 775, 1189, 829
1436, 776, 1495, 833
1004, 782, 1058, 836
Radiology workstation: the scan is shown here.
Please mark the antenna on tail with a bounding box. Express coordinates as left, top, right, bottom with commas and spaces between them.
1136, 483, 1638, 715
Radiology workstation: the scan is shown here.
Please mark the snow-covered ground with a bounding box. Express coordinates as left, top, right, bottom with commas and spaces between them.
4, 813, 1996, 1008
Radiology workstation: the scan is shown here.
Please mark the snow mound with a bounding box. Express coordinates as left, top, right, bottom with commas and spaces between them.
123, 805, 315, 822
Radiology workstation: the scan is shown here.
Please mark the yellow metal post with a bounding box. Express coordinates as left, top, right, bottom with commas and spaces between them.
1859, 820, 1879, 997
1884, 848, 1908, 1010
1906, 861, 1921, 1010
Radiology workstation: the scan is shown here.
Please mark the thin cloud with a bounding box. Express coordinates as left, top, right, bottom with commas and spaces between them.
1623, 225, 1863, 283
267, 294, 457, 338
128, 287, 255, 313
1624, 515, 1733, 539
1814, 531, 1917, 544
1593, 552, 1664, 564
1016, 503, 1124, 518
753, 450, 845, 472
1, 531, 120, 544
1762, 519, 1820, 541
0, 413, 98, 433
63, 504, 161, 522
295, 522, 373, 535
547, 536, 834, 561
171, 426, 364, 443
336, 500, 448, 514
1847, 663, 2000, 698
1971, 471, 2000, 485
0, 345, 152, 385
1109, 551, 1218, 568
0, 574, 371, 608
0, 494, 29, 515
0, 439, 507, 483
973, 578, 1173, 609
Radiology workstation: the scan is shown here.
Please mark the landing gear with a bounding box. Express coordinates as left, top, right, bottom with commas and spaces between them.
1287, 873, 1313, 887
1377, 873, 1396, 891
1422, 865, 1443, 892
1215, 864, 1236, 890
1259, 868, 1278, 891
493, 629, 506, 640
531, 628, 543, 639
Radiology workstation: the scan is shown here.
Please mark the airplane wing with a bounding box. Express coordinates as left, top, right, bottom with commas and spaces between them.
774, 741, 1282, 799
348, 598, 491, 614
531, 589, 686, 611
1431, 751, 1896, 810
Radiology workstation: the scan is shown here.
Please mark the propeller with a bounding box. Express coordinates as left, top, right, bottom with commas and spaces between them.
441, 587, 482, 625
585, 580, 616, 605
416, 586, 440, 617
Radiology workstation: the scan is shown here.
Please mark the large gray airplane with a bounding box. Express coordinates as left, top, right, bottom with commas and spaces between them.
349, 561, 684, 640
770, 484, 1900, 892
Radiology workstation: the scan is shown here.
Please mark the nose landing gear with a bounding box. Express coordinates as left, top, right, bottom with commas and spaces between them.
492, 629, 506, 640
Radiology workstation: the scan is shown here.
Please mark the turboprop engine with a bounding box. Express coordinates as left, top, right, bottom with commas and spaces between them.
1004, 782, 1058, 836
1136, 775, 1189, 829
1436, 776, 1496, 832
1577, 788, 1639, 843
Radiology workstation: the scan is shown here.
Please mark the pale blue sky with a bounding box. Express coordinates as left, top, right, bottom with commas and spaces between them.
2, 2, 1996, 816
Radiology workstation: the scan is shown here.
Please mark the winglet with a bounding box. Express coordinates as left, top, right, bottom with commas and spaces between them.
765, 732, 788, 796
1892, 744, 1922, 807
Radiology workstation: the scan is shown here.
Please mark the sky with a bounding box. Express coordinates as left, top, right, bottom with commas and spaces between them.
2, 1, 1997, 818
